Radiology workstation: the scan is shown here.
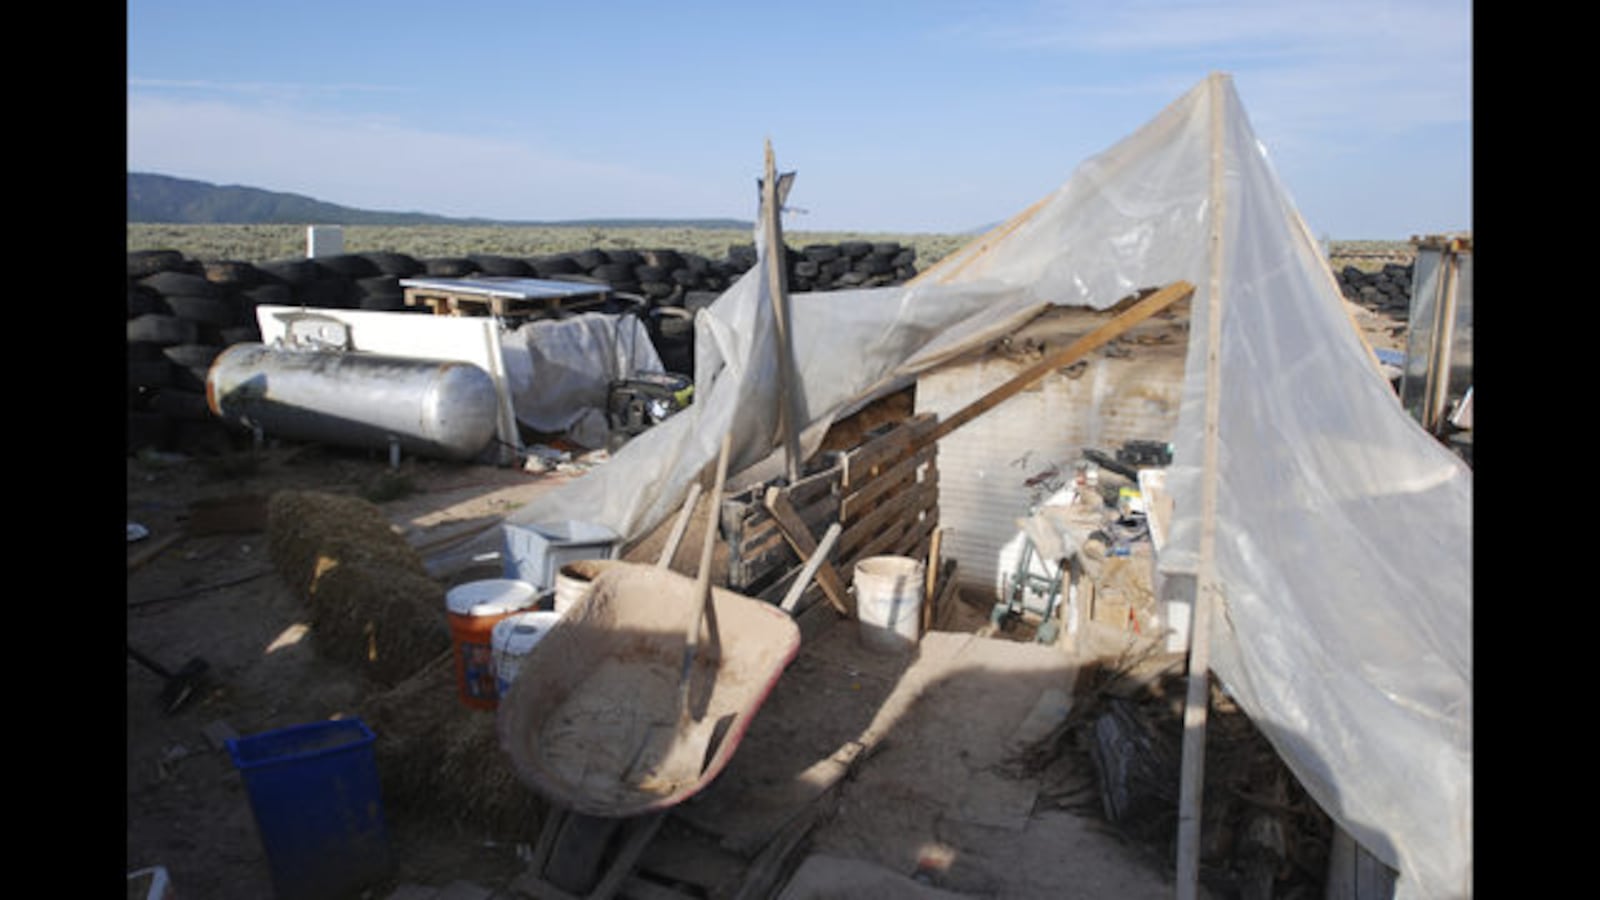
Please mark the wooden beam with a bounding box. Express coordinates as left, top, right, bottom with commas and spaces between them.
762, 140, 803, 483
1176, 75, 1227, 900
764, 487, 852, 617
779, 522, 842, 614
914, 280, 1196, 453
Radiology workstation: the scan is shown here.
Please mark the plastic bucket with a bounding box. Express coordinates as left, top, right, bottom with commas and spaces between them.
492, 610, 562, 698
553, 559, 608, 615
226, 718, 392, 900
446, 579, 538, 710
854, 555, 925, 654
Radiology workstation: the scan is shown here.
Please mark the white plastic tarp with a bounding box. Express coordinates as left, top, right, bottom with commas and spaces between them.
490, 73, 1469, 897
499, 312, 665, 449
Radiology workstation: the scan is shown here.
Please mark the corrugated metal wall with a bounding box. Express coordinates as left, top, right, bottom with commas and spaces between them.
914, 316, 1187, 601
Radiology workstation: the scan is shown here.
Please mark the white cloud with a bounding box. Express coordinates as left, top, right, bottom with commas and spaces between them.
126, 93, 740, 220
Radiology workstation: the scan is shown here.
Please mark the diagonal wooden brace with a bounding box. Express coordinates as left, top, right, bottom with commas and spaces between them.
764, 487, 853, 618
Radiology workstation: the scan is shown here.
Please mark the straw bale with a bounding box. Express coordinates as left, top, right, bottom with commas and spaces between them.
362, 655, 546, 837
267, 489, 430, 597
309, 561, 450, 686
267, 490, 447, 685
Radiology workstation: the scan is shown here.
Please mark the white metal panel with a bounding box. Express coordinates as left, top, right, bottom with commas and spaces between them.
916, 342, 1185, 601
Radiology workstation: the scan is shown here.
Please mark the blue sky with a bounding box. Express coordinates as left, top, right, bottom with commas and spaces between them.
127, 0, 1471, 239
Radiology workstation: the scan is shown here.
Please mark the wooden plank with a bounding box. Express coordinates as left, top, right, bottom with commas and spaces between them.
762, 141, 803, 483
922, 528, 943, 635
914, 280, 1196, 453
764, 487, 852, 617
780, 522, 842, 614
656, 482, 702, 570
1177, 78, 1226, 900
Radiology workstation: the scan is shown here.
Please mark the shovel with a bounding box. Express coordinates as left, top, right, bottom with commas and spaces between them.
625, 431, 732, 794
127, 644, 209, 714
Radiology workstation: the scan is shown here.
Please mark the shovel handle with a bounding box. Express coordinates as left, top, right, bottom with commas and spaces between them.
681, 431, 733, 701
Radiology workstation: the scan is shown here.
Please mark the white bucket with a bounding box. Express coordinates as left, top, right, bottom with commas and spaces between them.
492, 610, 562, 698
553, 560, 607, 615
854, 555, 925, 654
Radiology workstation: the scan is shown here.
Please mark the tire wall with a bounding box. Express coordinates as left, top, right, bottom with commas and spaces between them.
126, 242, 923, 457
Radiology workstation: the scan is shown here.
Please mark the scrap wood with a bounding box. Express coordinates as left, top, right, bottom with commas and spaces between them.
780, 522, 843, 614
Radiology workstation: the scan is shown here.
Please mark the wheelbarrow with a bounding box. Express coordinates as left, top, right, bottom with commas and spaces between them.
498, 557, 800, 813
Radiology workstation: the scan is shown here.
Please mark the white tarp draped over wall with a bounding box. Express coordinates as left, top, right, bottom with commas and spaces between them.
489, 73, 1470, 897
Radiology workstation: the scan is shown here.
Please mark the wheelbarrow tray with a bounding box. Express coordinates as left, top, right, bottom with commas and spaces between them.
497, 560, 801, 818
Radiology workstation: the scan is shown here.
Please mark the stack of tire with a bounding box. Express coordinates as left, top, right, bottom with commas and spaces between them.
126, 242, 924, 457
1335, 262, 1414, 317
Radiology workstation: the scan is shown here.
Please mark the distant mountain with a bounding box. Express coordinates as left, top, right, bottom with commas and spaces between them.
126, 172, 753, 229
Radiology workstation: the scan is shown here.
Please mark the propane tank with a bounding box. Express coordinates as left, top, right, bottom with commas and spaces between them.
207, 343, 501, 462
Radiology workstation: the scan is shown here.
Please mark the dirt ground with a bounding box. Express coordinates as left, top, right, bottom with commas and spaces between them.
125, 297, 1414, 899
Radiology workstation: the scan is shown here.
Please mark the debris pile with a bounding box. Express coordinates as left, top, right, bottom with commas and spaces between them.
1016, 650, 1335, 900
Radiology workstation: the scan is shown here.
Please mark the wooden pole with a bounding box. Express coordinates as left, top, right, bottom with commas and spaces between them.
764, 487, 853, 617
762, 140, 803, 484
1175, 72, 1228, 900
912, 280, 1195, 454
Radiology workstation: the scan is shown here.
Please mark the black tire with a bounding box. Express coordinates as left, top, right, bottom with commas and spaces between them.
164, 294, 240, 328
606, 249, 643, 267
201, 260, 264, 288
591, 262, 634, 285
633, 264, 670, 283
128, 285, 168, 319
543, 813, 624, 895
127, 314, 197, 346
127, 249, 190, 279
839, 241, 873, 259
469, 254, 533, 277
242, 282, 294, 306
643, 248, 683, 270
218, 325, 261, 346
150, 388, 212, 422
423, 257, 477, 277
297, 278, 358, 309
163, 342, 222, 371
127, 340, 166, 363
257, 258, 320, 287
141, 270, 225, 299
802, 244, 841, 263
573, 249, 609, 270
357, 274, 403, 297
360, 251, 425, 278
531, 254, 581, 277
312, 253, 381, 280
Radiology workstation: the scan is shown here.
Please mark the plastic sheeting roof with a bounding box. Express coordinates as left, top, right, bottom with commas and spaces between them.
495, 73, 1471, 897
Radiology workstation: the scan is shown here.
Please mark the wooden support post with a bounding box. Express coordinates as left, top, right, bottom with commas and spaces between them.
913, 280, 1195, 454
922, 527, 943, 635
1176, 73, 1228, 900
764, 487, 853, 617
762, 140, 803, 484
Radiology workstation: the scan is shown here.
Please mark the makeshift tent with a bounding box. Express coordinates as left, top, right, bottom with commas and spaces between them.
486, 73, 1471, 898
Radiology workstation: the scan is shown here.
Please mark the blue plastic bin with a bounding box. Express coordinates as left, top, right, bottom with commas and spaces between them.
226, 718, 393, 900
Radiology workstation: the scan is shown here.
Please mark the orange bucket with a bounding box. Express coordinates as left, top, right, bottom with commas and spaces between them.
446, 579, 538, 710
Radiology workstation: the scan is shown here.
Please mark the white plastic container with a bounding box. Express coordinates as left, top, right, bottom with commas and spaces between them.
553, 559, 608, 615
492, 610, 563, 698
501, 521, 619, 589
854, 556, 925, 654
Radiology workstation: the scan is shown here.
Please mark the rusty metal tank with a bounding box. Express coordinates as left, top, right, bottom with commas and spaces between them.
206, 343, 501, 462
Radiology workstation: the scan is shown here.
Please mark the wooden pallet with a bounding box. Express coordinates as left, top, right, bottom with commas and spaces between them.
721, 414, 940, 613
